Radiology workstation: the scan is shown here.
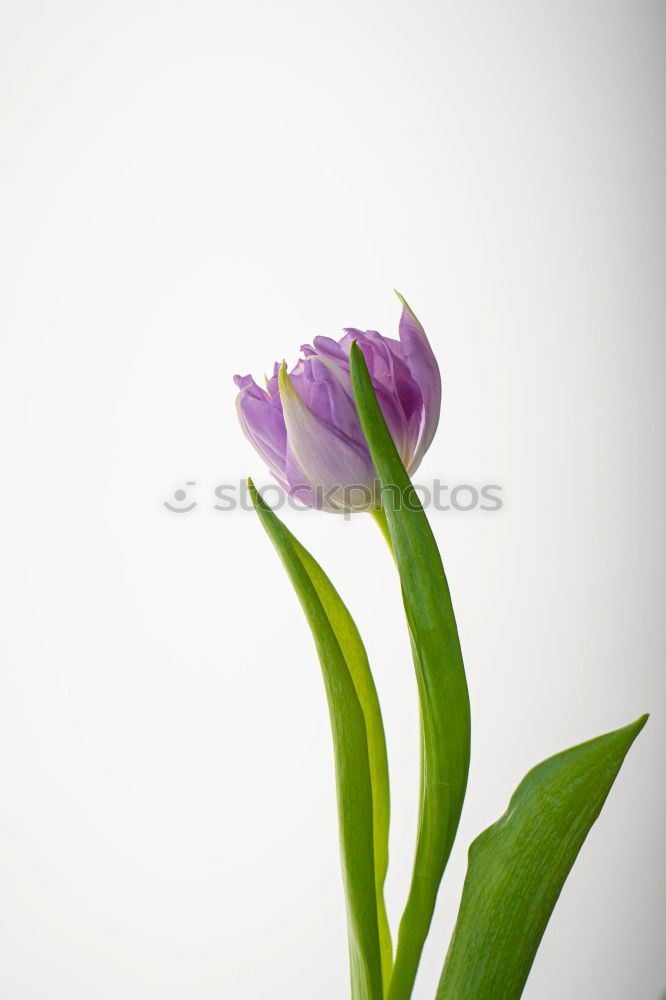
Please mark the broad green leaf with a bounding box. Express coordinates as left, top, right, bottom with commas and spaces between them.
436, 714, 648, 1000
350, 340, 471, 1000
248, 480, 387, 1000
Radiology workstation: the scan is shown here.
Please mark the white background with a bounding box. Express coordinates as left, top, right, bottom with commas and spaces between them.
1, 1, 664, 998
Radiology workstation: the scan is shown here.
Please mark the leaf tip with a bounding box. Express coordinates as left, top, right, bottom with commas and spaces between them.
629, 712, 649, 737
247, 477, 263, 513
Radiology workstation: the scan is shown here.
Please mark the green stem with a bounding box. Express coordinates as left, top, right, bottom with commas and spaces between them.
371, 506, 394, 555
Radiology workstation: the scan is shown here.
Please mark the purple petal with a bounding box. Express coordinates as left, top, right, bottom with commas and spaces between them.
396, 293, 441, 471
342, 331, 415, 463
235, 376, 288, 483
361, 330, 424, 456
278, 364, 378, 512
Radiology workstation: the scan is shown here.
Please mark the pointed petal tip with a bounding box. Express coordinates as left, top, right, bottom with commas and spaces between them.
277, 360, 305, 414
394, 289, 410, 312
395, 290, 424, 329
277, 360, 292, 395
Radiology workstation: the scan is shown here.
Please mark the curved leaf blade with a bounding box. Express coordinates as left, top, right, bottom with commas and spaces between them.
436, 714, 648, 1000
349, 340, 471, 1000
248, 480, 386, 1000
287, 533, 393, 988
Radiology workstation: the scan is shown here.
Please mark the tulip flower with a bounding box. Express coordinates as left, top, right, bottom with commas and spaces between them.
235, 292, 647, 1000
233, 294, 441, 512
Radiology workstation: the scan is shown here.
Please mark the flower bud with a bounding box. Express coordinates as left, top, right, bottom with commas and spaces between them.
234, 294, 441, 513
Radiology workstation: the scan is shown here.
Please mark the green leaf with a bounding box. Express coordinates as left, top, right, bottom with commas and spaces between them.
286, 532, 393, 989
436, 714, 648, 1000
248, 480, 388, 1000
349, 341, 471, 1000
